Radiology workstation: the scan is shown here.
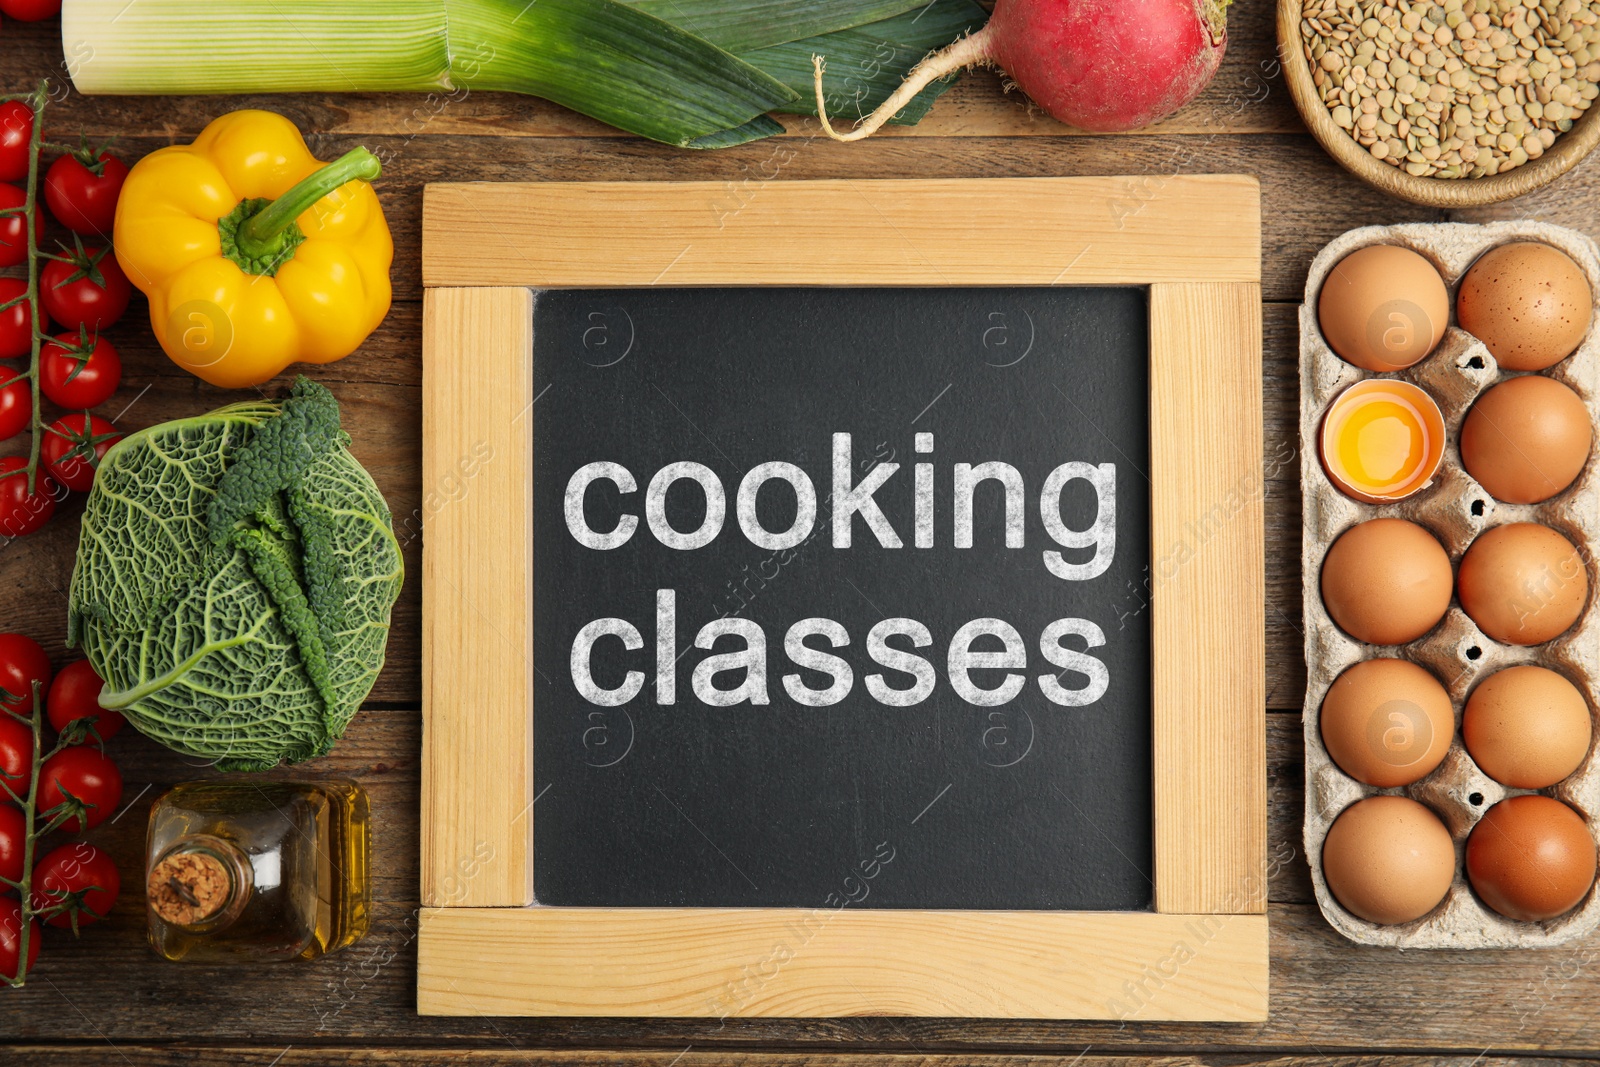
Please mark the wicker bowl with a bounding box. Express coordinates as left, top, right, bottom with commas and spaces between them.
1278, 0, 1600, 206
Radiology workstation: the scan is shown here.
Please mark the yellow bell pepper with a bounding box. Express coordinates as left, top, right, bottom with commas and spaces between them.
113, 110, 392, 389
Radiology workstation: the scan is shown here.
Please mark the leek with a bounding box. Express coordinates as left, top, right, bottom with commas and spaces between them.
60, 0, 982, 148
744, 0, 987, 126
620, 0, 934, 53
686, 116, 788, 150
445, 0, 796, 146
62, 1, 453, 93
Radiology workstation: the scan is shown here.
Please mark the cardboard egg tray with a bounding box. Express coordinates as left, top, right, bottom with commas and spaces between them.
1301, 221, 1600, 948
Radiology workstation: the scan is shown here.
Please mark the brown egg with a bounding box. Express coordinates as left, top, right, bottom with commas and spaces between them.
1323, 795, 1456, 924
1457, 523, 1588, 645
1321, 659, 1454, 787
1318, 244, 1450, 371
1467, 795, 1597, 921
1464, 665, 1592, 788
1457, 242, 1594, 371
1460, 375, 1592, 504
1321, 518, 1453, 645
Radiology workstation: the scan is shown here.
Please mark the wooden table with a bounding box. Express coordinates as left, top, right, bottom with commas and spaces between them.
2, 5, 1598, 1063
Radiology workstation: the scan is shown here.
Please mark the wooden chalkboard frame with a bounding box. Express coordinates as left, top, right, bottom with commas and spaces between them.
416, 176, 1267, 1021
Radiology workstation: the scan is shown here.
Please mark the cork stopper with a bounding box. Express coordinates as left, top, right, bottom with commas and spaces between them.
147, 849, 234, 926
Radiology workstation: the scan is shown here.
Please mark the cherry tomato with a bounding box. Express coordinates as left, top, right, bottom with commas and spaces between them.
40, 245, 128, 332
40, 414, 120, 493
0, 456, 58, 538
0, 632, 49, 718
0, 368, 30, 441
0, 183, 40, 269
0, 0, 62, 21
0, 715, 32, 800
0, 804, 23, 885
0, 103, 32, 184
44, 150, 126, 238
37, 745, 121, 832
0, 897, 40, 981
39, 330, 119, 409
0, 277, 34, 359
46, 659, 122, 741
31, 842, 119, 930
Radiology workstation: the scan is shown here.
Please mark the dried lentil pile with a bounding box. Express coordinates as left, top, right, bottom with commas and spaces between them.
1301, 0, 1600, 178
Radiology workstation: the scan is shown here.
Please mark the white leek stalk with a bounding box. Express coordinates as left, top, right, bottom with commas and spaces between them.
63, 0, 452, 94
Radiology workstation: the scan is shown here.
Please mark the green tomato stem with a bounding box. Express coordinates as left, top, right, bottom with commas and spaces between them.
4, 685, 105, 986
22, 82, 44, 499
7, 681, 44, 988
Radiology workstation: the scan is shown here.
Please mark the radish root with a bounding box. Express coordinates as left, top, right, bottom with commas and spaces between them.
812, 28, 993, 142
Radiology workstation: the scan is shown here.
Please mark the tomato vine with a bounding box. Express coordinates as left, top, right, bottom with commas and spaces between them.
0, 679, 99, 987
0, 82, 48, 499
0, 80, 127, 518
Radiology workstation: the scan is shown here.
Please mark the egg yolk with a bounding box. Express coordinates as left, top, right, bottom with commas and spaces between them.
1335, 397, 1430, 493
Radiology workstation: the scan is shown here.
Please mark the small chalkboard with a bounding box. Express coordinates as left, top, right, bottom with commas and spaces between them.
418, 176, 1267, 1021
531, 286, 1152, 911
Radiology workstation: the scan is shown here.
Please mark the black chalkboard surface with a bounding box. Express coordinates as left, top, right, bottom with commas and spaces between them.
531, 286, 1152, 911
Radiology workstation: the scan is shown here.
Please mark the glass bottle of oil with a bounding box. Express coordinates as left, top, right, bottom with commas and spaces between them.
145, 780, 370, 962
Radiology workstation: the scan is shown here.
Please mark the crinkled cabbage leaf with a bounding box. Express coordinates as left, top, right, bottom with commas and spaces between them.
67, 378, 403, 771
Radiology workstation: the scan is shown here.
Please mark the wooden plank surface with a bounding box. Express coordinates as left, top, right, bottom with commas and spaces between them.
420, 288, 534, 907
422, 177, 1262, 288
11, 714, 1600, 1050
0, 129, 1454, 305
5, 1054, 1581, 1067
418, 909, 1268, 1021
1, 0, 1598, 1058
1149, 283, 1266, 916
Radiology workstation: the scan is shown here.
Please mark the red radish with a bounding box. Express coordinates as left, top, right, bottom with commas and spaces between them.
813, 0, 1231, 137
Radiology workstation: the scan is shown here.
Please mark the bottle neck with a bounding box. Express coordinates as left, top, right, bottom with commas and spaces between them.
147, 834, 254, 931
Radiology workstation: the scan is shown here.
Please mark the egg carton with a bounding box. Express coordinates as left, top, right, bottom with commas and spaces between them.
1302, 221, 1600, 949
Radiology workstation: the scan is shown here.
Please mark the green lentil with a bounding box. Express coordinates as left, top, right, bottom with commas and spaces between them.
1304, 0, 1600, 177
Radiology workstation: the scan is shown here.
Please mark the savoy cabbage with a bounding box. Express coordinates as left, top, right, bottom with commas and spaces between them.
67, 378, 403, 770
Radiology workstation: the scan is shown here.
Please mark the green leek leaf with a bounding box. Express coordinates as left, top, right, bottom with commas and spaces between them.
744, 0, 986, 126
686, 115, 788, 149
621, 0, 931, 53
842, 0, 991, 49
446, 0, 799, 146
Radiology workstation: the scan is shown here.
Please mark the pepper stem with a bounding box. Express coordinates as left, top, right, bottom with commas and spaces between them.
232, 147, 381, 263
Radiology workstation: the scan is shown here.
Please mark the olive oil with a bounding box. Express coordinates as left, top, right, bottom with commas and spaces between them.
146, 780, 370, 962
